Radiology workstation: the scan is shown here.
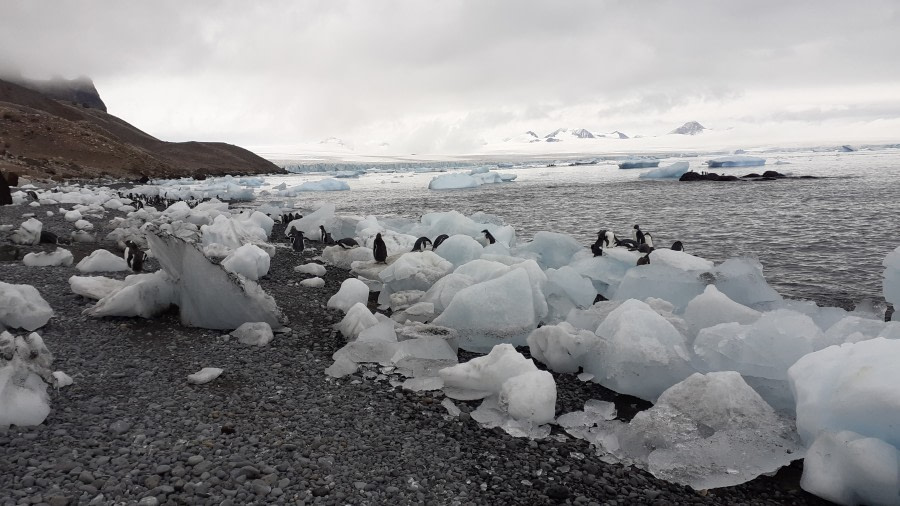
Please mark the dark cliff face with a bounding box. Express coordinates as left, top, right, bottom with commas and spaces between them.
3, 75, 107, 112
0, 78, 282, 181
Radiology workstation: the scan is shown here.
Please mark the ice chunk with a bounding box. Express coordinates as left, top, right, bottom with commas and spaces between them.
614, 371, 803, 489
433, 234, 484, 268
428, 173, 480, 190
706, 155, 766, 167
433, 268, 538, 352
200, 214, 269, 258
52, 371, 73, 388
545, 266, 597, 320
440, 343, 537, 394
694, 309, 823, 380
68, 275, 125, 300
0, 282, 54, 331
294, 263, 327, 276
402, 376, 445, 391
570, 248, 642, 298
614, 264, 707, 312
638, 161, 691, 179
712, 258, 782, 308
73, 219, 93, 231
499, 370, 556, 425
395, 322, 459, 353
800, 430, 900, 506
325, 348, 359, 378
23, 248, 74, 267
336, 303, 379, 338
513, 231, 583, 270
419, 273, 476, 315
299, 277, 325, 288
144, 233, 283, 330
390, 336, 458, 377
187, 367, 223, 385
584, 299, 694, 402
342, 318, 399, 363
285, 202, 335, 237
11, 218, 41, 245
0, 331, 54, 427
683, 285, 761, 336
231, 322, 274, 346
648, 249, 714, 271
86, 271, 177, 319
442, 398, 461, 417
822, 315, 888, 347
526, 322, 599, 373
64, 210, 82, 222
75, 249, 130, 273
221, 243, 271, 281
380, 251, 453, 291
327, 278, 370, 312
321, 245, 374, 269
884, 246, 900, 321
789, 337, 900, 448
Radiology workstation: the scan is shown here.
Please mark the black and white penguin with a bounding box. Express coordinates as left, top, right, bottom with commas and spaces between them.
124, 240, 147, 272
319, 225, 336, 244
26, 190, 39, 201
637, 243, 654, 254
319, 225, 328, 242
336, 238, 359, 249
671, 241, 684, 251
591, 232, 605, 257
373, 233, 388, 263
636, 254, 650, 266
481, 229, 496, 245
597, 229, 615, 248
412, 237, 432, 252
432, 234, 450, 250
288, 229, 305, 253
643, 232, 654, 248
633, 225, 645, 246
616, 238, 638, 249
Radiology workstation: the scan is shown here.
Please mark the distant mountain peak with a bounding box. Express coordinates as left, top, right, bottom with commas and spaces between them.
670, 121, 706, 135
544, 128, 568, 139
525, 131, 538, 138
571, 128, 595, 139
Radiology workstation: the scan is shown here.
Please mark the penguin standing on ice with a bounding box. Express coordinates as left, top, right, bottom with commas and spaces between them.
597, 229, 615, 248
481, 229, 496, 245
671, 241, 684, 251
124, 240, 147, 272
319, 225, 335, 245
412, 237, 432, 252
288, 229, 305, 253
432, 234, 450, 250
591, 232, 605, 257
336, 238, 359, 249
373, 233, 388, 263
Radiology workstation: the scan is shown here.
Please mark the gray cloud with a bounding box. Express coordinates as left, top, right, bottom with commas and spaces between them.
2, 0, 898, 151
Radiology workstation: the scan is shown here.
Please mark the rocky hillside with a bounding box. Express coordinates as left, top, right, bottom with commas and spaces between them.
0, 78, 281, 181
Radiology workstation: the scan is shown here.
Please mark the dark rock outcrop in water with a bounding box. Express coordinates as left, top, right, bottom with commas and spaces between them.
680, 170, 818, 182
0, 77, 281, 180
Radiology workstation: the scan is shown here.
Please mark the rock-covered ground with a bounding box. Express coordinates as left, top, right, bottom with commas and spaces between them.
0, 205, 830, 506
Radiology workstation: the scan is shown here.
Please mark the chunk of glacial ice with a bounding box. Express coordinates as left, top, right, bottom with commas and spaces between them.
614, 371, 803, 490
390, 336, 458, 378
800, 430, 900, 506
231, 322, 274, 346
68, 275, 125, 300
23, 248, 74, 267
0, 331, 54, 427
221, 243, 271, 281
327, 278, 370, 313
0, 282, 53, 331
499, 370, 556, 425
512, 231, 583, 270
75, 249, 130, 273
683, 285, 761, 337
439, 343, 537, 394
187, 367, 223, 385
526, 322, 599, 374
583, 299, 694, 402
294, 263, 327, 276
433, 268, 539, 352
336, 303, 379, 339
788, 337, 900, 449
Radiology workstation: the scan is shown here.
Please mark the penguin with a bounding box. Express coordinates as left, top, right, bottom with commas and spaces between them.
481, 229, 496, 245
319, 225, 335, 244
643, 232, 654, 248
597, 229, 615, 248
432, 234, 450, 250
373, 233, 388, 263
616, 238, 638, 249
636, 254, 650, 266
39, 231, 59, 244
26, 190, 39, 201
633, 225, 646, 246
671, 241, 684, 251
288, 229, 305, 253
412, 237, 432, 252
590, 232, 605, 257
124, 240, 147, 272
637, 243, 654, 254
336, 238, 359, 249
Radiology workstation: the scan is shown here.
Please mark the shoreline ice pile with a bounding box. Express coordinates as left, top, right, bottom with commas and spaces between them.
428, 168, 517, 190
311, 206, 899, 500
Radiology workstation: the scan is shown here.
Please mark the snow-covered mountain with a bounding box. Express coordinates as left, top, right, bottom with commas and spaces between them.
669, 121, 706, 135
506, 128, 631, 143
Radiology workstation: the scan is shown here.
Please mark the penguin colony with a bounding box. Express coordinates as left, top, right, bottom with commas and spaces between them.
286, 221, 681, 269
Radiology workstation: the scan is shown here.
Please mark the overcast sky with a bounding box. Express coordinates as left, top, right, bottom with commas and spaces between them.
2, 0, 899, 155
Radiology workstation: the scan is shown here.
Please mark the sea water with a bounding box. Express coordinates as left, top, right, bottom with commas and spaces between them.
258, 148, 900, 309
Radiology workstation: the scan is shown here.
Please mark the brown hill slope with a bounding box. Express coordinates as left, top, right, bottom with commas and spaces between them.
0, 78, 281, 181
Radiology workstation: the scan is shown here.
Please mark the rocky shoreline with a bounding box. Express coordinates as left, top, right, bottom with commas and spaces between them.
0, 204, 829, 505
